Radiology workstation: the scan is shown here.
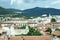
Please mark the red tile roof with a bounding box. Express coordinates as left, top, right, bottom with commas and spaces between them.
23, 36, 52, 40
0, 38, 4, 40
45, 24, 51, 28
9, 36, 52, 40
9, 36, 23, 40
44, 32, 50, 35
45, 22, 60, 28
52, 31, 60, 36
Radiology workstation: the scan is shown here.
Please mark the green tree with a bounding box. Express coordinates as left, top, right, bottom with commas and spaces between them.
45, 28, 52, 34
27, 28, 42, 36
18, 26, 26, 29
51, 18, 56, 22
55, 28, 60, 31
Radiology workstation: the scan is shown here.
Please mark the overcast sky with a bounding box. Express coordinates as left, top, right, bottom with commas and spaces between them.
0, 0, 60, 10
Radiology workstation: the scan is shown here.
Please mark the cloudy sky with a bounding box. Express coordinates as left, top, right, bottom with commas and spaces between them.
0, 0, 60, 10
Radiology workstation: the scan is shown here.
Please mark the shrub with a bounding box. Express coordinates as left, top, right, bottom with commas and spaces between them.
45, 28, 52, 33
55, 28, 60, 31
51, 18, 56, 22
18, 26, 26, 29
27, 28, 42, 36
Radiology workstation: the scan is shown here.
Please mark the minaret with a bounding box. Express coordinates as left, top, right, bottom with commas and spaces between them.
49, 14, 52, 18
49, 14, 51, 18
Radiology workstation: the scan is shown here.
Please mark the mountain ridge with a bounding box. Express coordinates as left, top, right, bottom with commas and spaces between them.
22, 7, 60, 16
0, 7, 60, 17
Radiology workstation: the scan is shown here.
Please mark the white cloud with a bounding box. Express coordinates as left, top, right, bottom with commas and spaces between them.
51, 0, 60, 5
17, 0, 24, 4
1, 0, 60, 10
10, 0, 24, 5
10, 0, 16, 5
44, 6, 50, 8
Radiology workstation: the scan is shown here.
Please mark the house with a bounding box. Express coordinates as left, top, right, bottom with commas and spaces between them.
14, 25, 29, 35
52, 31, 60, 36
45, 22, 60, 32
2, 18, 39, 28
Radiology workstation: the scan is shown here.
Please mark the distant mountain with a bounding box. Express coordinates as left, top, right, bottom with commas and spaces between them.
0, 7, 14, 15
22, 7, 60, 16
0, 7, 60, 17
6, 9, 22, 13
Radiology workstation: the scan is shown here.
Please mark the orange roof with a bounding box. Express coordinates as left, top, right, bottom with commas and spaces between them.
0, 38, 4, 40
44, 32, 50, 35
9, 36, 23, 40
41, 28, 47, 32
45, 24, 51, 28
52, 31, 60, 36
23, 36, 52, 40
9, 36, 52, 40
45, 22, 60, 28
35, 25, 40, 28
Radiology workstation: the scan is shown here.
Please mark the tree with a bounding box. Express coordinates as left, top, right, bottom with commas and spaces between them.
15, 27, 42, 36
55, 28, 60, 31
51, 18, 56, 22
27, 28, 42, 36
45, 28, 52, 34
18, 26, 26, 29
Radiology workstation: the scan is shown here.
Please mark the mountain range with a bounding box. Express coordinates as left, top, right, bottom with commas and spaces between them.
0, 7, 60, 17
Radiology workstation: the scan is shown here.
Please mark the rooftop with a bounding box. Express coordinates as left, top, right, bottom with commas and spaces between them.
52, 31, 60, 36
0, 38, 4, 40
9, 36, 52, 40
